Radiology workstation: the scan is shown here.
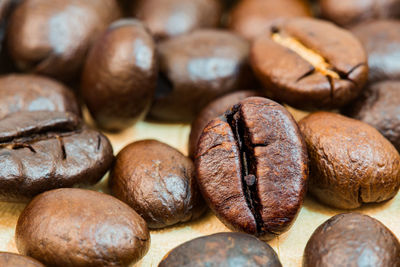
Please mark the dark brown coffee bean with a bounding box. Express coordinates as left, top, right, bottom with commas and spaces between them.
299, 112, 400, 209
0, 252, 45, 267
132, 0, 222, 41
251, 17, 368, 110
229, 0, 311, 41
159, 232, 282, 267
7, 0, 121, 81
304, 213, 400, 267
81, 19, 157, 132
0, 74, 80, 119
110, 140, 206, 229
195, 97, 308, 240
351, 20, 400, 83
16, 188, 150, 267
149, 29, 256, 122
0, 111, 113, 202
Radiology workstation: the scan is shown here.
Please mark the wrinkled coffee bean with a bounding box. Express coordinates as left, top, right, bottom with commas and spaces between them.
81, 19, 157, 132
251, 17, 368, 110
0, 74, 80, 119
16, 188, 150, 267
299, 112, 400, 209
149, 29, 255, 122
7, 0, 121, 81
229, 0, 311, 41
0, 111, 113, 202
304, 213, 400, 267
0, 252, 45, 267
132, 0, 222, 41
110, 140, 205, 229
189, 90, 261, 158
320, 0, 400, 27
195, 97, 308, 240
351, 20, 400, 83
159, 232, 282, 267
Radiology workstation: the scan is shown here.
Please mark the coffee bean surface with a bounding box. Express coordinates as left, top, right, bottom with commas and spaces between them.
0, 252, 45, 267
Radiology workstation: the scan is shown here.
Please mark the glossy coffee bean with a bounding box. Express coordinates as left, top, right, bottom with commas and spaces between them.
229, 0, 311, 41
304, 213, 400, 267
110, 140, 205, 229
16, 188, 150, 267
0, 74, 80, 119
159, 232, 282, 267
0, 252, 45, 267
251, 17, 368, 110
7, 0, 121, 81
149, 29, 255, 122
0, 111, 113, 202
81, 19, 157, 132
132, 0, 222, 41
299, 112, 400, 209
351, 20, 400, 83
195, 97, 308, 240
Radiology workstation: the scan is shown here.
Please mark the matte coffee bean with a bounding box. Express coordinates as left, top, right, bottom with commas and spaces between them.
0, 111, 113, 202
304, 213, 400, 267
195, 97, 308, 240
0, 74, 80, 119
110, 140, 205, 229
149, 29, 255, 122
159, 232, 282, 267
0, 252, 45, 267
299, 112, 400, 209
16, 188, 150, 267
81, 19, 157, 132
251, 17, 368, 110
7, 0, 121, 81
132, 0, 222, 41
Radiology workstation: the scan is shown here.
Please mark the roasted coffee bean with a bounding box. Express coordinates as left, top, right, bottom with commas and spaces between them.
159, 232, 282, 267
0, 0, 19, 73
0, 252, 45, 267
251, 17, 368, 110
304, 213, 400, 267
351, 20, 400, 83
0, 111, 113, 202
81, 19, 157, 132
110, 140, 205, 229
132, 0, 222, 41
7, 0, 121, 81
229, 0, 311, 41
320, 0, 400, 27
149, 29, 255, 122
195, 97, 308, 240
16, 188, 150, 267
189, 90, 261, 158
0, 74, 80, 119
299, 112, 400, 209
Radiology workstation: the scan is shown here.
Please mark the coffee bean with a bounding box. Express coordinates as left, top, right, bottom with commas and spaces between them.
110, 140, 206, 228
7, 0, 121, 81
0, 74, 80, 119
195, 97, 308, 240
159, 232, 282, 267
0, 111, 113, 202
0, 252, 45, 267
81, 19, 157, 132
251, 17, 368, 110
304, 213, 400, 267
299, 112, 400, 209
16, 188, 150, 267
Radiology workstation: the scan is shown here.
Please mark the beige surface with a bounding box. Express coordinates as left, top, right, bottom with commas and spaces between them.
1, 107, 400, 267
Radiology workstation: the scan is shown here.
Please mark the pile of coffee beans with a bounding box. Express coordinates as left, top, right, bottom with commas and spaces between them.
0, 0, 399, 266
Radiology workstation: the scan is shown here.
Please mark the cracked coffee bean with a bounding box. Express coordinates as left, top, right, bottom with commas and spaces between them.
195, 97, 308, 240
109, 140, 206, 229
159, 232, 282, 267
16, 188, 150, 267
0, 74, 80, 119
81, 19, 157, 132
304, 213, 400, 267
299, 112, 400, 209
251, 17, 368, 111
0, 111, 113, 202
0, 252, 45, 267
